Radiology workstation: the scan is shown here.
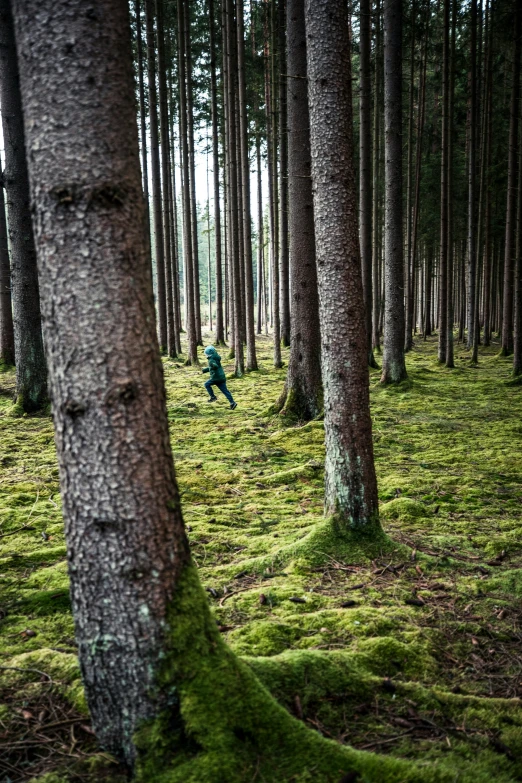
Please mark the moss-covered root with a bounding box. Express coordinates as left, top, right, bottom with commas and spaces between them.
134, 564, 455, 783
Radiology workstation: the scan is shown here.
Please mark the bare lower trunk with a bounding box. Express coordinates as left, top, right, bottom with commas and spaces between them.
0, 181, 14, 365
0, 0, 46, 408
371, 0, 381, 353
278, 0, 322, 420
12, 0, 192, 765
381, 0, 407, 384
278, 0, 290, 348
209, 0, 224, 345
305, 0, 380, 533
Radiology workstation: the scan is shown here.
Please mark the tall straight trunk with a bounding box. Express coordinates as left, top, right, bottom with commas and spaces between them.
445, 0, 457, 368
184, 2, 202, 346
411, 0, 429, 345
177, 0, 198, 363
501, 0, 521, 355
12, 0, 192, 766
304, 0, 380, 533
237, 0, 258, 369
278, 0, 290, 347
381, 0, 407, 384
156, 0, 176, 358
0, 179, 14, 365
0, 0, 46, 409
424, 245, 432, 337
359, 0, 375, 366
169, 142, 183, 354
135, 0, 150, 241
265, 0, 282, 367
438, 0, 450, 364
209, 0, 225, 345
256, 135, 264, 334
404, 0, 415, 353
371, 0, 381, 352
466, 0, 477, 348
513, 110, 522, 376
278, 0, 321, 420
145, 0, 167, 352
225, 0, 244, 374
483, 65, 493, 347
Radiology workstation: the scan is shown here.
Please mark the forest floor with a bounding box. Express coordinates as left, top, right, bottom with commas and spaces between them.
0, 335, 522, 782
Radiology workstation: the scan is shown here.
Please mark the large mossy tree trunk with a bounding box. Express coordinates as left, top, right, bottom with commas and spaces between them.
305, 0, 381, 534
277, 0, 322, 421
381, 0, 407, 385
0, 0, 47, 408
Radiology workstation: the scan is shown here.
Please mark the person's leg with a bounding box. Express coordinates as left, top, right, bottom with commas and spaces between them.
204, 379, 217, 400
216, 381, 235, 405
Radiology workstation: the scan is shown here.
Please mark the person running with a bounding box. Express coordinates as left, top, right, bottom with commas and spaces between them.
202, 345, 237, 409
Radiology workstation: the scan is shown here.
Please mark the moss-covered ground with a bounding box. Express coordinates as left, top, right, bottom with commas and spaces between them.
1, 335, 521, 782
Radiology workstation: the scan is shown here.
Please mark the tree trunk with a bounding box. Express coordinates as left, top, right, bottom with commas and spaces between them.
445, 0, 456, 368
359, 0, 376, 367
156, 0, 176, 358
0, 0, 46, 409
278, 0, 290, 348
177, 0, 198, 364
404, 0, 415, 353
144, 0, 167, 353
371, 0, 381, 353
277, 0, 322, 421
256, 135, 264, 335
305, 0, 380, 533
381, 0, 407, 384
209, 0, 225, 345
0, 180, 14, 366
134, 0, 150, 244
513, 83, 522, 376
438, 0, 449, 364
466, 0, 477, 349
501, 0, 521, 356
237, 0, 258, 369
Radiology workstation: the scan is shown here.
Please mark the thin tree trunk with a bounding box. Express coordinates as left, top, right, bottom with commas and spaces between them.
184, 1, 202, 347
381, 0, 407, 384
0, 0, 46, 409
135, 0, 150, 242
237, 0, 258, 369
371, 0, 381, 352
145, 0, 167, 352
278, 0, 290, 347
513, 107, 522, 376
404, 0, 415, 353
156, 0, 176, 358
278, 0, 322, 420
0, 178, 14, 365
466, 0, 477, 348
438, 0, 449, 364
209, 0, 225, 345
177, 0, 198, 363
360, 0, 376, 366
256, 135, 264, 335
501, 0, 521, 355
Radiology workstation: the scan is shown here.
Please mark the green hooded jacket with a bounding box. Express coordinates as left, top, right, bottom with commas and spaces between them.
202, 346, 226, 383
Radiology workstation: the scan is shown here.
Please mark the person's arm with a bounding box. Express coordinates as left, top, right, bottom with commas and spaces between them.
202, 366, 210, 373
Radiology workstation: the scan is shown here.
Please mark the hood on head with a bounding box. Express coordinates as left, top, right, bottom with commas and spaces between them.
204, 345, 216, 356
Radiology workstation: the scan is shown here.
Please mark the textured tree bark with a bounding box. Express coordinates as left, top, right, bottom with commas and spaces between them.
225, 0, 244, 375
404, 0, 415, 354
278, 0, 290, 348
445, 0, 456, 368
0, 0, 47, 408
438, 0, 449, 364
144, 0, 167, 353
513, 116, 522, 377
177, 0, 198, 364
466, 0, 477, 349
12, 0, 193, 766
305, 0, 380, 532
256, 135, 265, 335
209, 0, 225, 345
371, 0, 381, 353
156, 0, 176, 358
0, 180, 15, 366
359, 0, 376, 367
501, 0, 521, 356
381, 0, 407, 384
184, 1, 202, 347
277, 0, 321, 421
134, 0, 150, 245
237, 0, 258, 370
